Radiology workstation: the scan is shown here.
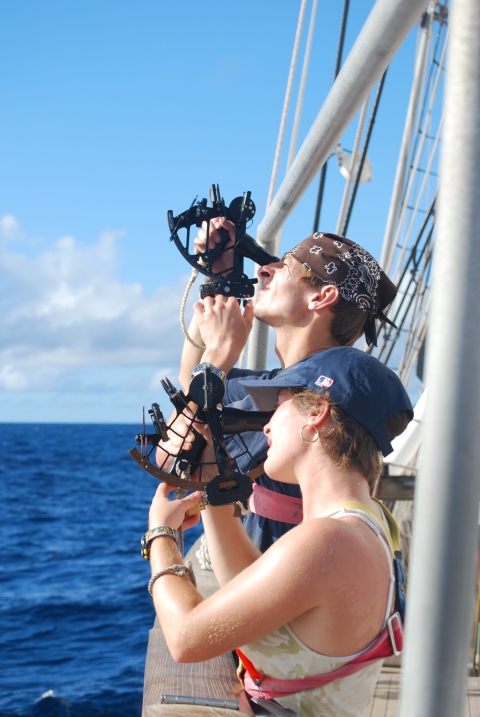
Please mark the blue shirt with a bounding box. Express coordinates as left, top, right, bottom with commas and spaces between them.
224, 367, 302, 552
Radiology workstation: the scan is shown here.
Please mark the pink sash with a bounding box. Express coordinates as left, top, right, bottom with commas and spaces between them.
249, 483, 303, 525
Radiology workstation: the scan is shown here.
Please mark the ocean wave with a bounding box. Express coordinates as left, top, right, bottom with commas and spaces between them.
0, 687, 143, 717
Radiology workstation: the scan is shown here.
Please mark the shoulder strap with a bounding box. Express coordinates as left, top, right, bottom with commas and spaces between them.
325, 501, 400, 554
372, 499, 401, 553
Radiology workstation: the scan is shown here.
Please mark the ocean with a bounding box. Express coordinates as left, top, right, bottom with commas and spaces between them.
0, 423, 203, 717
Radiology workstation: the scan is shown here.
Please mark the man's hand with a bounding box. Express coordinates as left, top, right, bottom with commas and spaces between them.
193, 295, 254, 373
194, 217, 236, 275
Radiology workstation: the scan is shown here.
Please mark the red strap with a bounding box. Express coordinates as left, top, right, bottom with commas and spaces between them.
241, 613, 403, 699
249, 483, 303, 525
236, 649, 263, 680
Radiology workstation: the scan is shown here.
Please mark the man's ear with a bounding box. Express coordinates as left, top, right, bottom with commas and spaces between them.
307, 284, 341, 312
307, 402, 330, 428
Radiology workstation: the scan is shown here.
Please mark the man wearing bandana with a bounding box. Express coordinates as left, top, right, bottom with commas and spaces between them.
167, 225, 398, 552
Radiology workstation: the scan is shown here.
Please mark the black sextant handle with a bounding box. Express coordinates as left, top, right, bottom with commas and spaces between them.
221, 407, 274, 434
235, 233, 279, 267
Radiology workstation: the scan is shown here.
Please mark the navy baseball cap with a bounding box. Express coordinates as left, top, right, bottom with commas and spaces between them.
239, 347, 413, 457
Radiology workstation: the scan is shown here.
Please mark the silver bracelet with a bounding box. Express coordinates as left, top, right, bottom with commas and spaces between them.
148, 560, 197, 596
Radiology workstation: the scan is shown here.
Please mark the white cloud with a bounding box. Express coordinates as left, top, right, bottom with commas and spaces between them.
0, 214, 20, 240
0, 216, 194, 392
0, 365, 29, 391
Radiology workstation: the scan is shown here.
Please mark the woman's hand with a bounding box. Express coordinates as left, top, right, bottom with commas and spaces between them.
149, 483, 204, 531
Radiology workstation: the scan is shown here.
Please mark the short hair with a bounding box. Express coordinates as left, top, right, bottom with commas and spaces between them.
291, 389, 411, 487
300, 271, 369, 346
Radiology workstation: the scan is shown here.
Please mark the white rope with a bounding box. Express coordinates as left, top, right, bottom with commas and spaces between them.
180, 268, 205, 350
275, 0, 318, 252
286, 0, 318, 171
195, 533, 213, 571
266, 0, 307, 209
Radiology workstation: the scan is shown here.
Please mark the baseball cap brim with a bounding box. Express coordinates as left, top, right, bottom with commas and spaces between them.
239, 379, 305, 412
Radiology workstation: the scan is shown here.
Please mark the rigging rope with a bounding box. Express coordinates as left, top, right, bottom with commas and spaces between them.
336, 98, 369, 234
389, 26, 448, 282
286, 0, 318, 171
275, 0, 319, 253
313, 0, 350, 232
266, 0, 307, 209
342, 69, 388, 236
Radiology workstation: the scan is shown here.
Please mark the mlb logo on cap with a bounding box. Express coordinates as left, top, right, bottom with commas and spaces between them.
315, 375, 334, 389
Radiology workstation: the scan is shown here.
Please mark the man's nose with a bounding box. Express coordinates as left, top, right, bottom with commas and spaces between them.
257, 262, 280, 279
258, 265, 271, 279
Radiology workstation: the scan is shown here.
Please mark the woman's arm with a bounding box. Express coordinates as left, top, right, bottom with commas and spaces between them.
200, 502, 261, 585
187, 438, 261, 584
147, 483, 331, 663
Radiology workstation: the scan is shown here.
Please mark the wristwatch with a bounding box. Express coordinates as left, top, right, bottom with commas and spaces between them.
141, 526, 177, 560
191, 362, 227, 386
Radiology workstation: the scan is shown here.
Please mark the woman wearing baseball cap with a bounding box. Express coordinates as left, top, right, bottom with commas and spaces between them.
145, 347, 413, 717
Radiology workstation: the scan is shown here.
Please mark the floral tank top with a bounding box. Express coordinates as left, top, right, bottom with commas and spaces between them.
239, 501, 398, 717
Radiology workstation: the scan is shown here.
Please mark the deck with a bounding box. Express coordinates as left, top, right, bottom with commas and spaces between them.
361, 669, 480, 716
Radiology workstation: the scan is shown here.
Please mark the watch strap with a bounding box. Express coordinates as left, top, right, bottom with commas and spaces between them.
192, 362, 227, 386
141, 526, 177, 560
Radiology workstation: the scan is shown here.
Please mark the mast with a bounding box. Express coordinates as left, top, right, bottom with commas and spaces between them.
398, 0, 480, 714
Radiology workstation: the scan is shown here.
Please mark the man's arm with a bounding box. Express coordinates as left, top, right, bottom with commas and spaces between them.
179, 315, 205, 392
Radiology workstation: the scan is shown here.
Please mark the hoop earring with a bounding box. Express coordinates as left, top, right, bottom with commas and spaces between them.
300, 425, 319, 444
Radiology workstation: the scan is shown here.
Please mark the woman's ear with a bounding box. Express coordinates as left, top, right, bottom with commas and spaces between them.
307, 402, 330, 429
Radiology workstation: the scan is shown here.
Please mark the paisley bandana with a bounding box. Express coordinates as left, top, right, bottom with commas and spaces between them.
286, 232, 397, 346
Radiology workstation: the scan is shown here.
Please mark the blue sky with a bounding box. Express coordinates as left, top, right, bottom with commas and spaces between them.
0, 0, 422, 422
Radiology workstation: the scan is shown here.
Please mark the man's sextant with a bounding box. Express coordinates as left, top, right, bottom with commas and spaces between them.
129, 365, 273, 511
168, 184, 279, 299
